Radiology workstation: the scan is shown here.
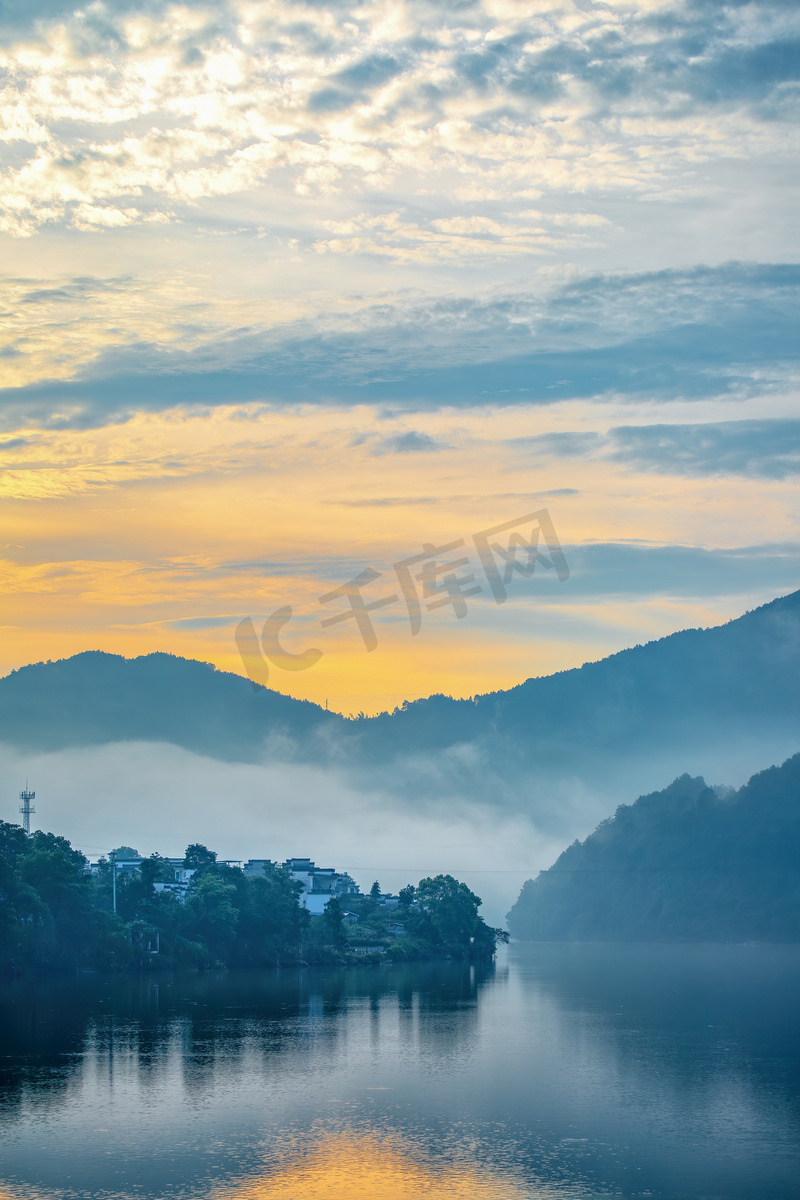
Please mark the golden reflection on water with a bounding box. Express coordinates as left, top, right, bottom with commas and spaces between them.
211, 1134, 530, 1200
0, 1132, 553, 1200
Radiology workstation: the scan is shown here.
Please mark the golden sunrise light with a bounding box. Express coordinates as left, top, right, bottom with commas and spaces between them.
1, 2, 799, 1198
209, 1135, 531, 1200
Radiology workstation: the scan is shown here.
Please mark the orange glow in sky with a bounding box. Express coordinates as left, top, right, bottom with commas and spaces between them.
1, 0, 797, 711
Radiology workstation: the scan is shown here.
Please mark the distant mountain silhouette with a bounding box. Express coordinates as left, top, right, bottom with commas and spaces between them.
506, 752, 800, 942
2, 590, 800, 814
0, 651, 341, 761
359, 587, 800, 762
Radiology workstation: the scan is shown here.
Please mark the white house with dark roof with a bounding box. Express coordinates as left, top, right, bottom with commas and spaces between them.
283, 858, 360, 914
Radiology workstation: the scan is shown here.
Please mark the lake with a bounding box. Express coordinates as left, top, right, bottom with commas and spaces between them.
1, 943, 798, 1200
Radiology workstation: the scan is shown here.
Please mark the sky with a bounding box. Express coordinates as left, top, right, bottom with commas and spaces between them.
1, 0, 799, 716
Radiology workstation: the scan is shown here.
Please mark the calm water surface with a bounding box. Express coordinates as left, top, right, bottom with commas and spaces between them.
1, 944, 798, 1200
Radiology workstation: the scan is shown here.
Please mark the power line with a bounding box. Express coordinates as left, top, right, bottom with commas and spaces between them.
346, 867, 535, 874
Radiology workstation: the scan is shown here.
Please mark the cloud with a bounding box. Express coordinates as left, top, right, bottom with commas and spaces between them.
19, 276, 133, 304
308, 54, 404, 113
313, 210, 592, 263
335, 496, 438, 507
349, 539, 800, 607
515, 432, 602, 458
608, 419, 800, 479
542, 542, 800, 601
369, 431, 444, 454
163, 614, 241, 630
517, 418, 800, 480
0, 0, 797, 236
0, 261, 797, 427
683, 35, 800, 111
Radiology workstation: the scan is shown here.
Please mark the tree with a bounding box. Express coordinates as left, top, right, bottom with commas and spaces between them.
0, 820, 46, 971
113, 854, 175, 920
369, 880, 382, 899
322, 896, 346, 947
235, 864, 308, 966
15, 830, 124, 970
0, 822, 28, 865
398, 884, 415, 908
111, 845, 140, 860
182, 873, 238, 962
414, 874, 488, 956
20, 833, 91, 916
139, 853, 174, 891
303, 895, 349, 963
183, 843, 217, 870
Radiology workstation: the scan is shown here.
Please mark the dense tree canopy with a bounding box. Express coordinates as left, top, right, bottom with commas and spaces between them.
0, 828, 504, 974
0, 832, 309, 974
507, 753, 800, 942
183, 843, 217, 870
411, 875, 507, 957
0, 828, 126, 971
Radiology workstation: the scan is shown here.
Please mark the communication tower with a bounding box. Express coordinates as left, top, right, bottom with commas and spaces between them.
19, 784, 35, 835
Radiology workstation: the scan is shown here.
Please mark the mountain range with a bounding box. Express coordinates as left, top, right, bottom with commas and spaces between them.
3, 588, 800, 929
2, 590, 800, 825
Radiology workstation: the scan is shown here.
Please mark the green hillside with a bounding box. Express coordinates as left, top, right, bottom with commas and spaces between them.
507, 753, 800, 942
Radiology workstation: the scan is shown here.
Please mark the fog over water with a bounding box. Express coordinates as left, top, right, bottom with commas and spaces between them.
0, 740, 556, 923
3, 728, 800, 925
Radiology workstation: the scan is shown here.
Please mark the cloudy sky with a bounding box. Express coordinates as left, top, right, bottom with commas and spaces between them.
1, 0, 799, 713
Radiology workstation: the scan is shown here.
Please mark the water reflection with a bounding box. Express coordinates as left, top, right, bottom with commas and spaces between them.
211, 1133, 532, 1200
0, 947, 798, 1200
0, 961, 491, 1123
515, 942, 800, 1128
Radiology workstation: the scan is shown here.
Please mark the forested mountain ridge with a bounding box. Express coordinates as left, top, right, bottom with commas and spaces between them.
1, 590, 799, 804
0, 650, 342, 760
506, 753, 800, 942
358, 586, 800, 763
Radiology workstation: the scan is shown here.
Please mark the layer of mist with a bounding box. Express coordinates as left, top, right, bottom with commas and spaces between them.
3, 589, 800, 924
0, 741, 559, 926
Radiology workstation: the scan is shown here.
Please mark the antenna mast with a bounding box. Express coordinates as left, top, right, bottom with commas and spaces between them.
19, 783, 36, 836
